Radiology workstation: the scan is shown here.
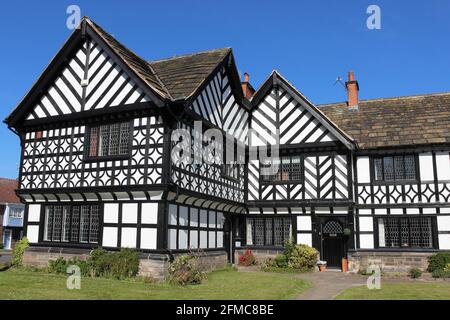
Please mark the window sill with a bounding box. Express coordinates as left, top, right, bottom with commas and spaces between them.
83, 154, 131, 163
260, 180, 304, 185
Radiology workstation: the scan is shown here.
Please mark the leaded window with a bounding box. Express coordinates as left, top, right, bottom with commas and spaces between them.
374, 155, 417, 182
247, 217, 292, 247
43, 205, 100, 244
377, 217, 434, 248
261, 156, 303, 183
9, 207, 23, 218
88, 121, 130, 158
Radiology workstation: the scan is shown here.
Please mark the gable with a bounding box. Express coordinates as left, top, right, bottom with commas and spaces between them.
250, 86, 337, 146
250, 72, 355, 149
189, 67, 249, 143
26, 39, 151, 121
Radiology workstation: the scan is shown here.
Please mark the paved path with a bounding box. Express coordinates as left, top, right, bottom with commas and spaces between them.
295, 271, 367, 300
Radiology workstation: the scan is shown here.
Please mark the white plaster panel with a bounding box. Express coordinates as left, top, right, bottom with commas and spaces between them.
121, 227, 137, 248
438, 234, 450, 250
122, 203, 138, 224
296, 233, 312, 247
141, 203, 158, 224
140, 228, 157, 249
27, 225, 39, 243
437, 216, 450, 231
359, 209, 372, 215
102, 227, 118, 247
359, 217, 374, 232
359, 234, 374, 249
27, 204, 41, 222
419, 153, 434, 181
357, 157, 370, 183
436, 152, 450, 180
296, 216, 312, 231
103, 203, 119, 223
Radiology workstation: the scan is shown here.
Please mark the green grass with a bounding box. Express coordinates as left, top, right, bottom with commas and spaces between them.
0, 268, 310, 300
335, 282, 450, 300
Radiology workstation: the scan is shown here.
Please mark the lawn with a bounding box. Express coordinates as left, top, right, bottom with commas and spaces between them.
335, 282, 450, 300
0, 268, 310, 300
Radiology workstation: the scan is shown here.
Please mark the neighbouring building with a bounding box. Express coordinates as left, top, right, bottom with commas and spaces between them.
0, 178, 24, 249
4, 17, 450, 276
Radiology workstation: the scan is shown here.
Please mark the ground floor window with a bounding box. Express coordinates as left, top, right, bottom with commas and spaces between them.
246, 217, 292, 246
43, 205, 100, 244
167, 204, 225, 250
377, 216, 435, 248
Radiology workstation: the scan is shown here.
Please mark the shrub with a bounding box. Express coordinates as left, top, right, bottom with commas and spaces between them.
47, 248, 139, 279
432, 269, 450, 279
427, 252, 450, 273
284, 240, 318, 270
12, 237, 29, 267
238, 249, 256, 266
273, 254, 288, 268
167, 254, 205, 286
408, 268, 422, 279
48, 257, 68, 274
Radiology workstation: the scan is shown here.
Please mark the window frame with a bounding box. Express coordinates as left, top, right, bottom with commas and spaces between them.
167, 204, 226, 251
260, 155, 304, 185
246, 216, 293, 247
84, 120, 133, 162
372, 154, 418, 184
9, 207, 23, 218
41, 204, 102, 245
374, 216, 437, 249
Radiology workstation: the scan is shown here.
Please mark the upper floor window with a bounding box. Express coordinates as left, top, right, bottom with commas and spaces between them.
88, 122, 130, 158
9, 208, 23, 218
261, 156, 302, 183
374, 155, 416, 182
222, 163, 240, 181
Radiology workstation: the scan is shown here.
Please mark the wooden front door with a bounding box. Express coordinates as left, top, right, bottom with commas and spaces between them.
321, 220, 344, 268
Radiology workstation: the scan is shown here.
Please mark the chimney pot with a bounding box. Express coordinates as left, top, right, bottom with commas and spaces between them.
244, 72, 250, 82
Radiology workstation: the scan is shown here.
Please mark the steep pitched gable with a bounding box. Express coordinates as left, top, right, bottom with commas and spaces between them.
250, 71, 355, 149
5, 17, 167, 128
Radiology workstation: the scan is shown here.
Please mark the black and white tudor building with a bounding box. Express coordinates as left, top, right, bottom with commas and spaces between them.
5, 18, 450, 274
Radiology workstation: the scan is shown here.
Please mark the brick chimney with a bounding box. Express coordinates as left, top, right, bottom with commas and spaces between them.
241, 72, 255, 99
345, 71, 359, 110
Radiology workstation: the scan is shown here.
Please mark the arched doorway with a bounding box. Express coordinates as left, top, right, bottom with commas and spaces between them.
321, 220, 344, 268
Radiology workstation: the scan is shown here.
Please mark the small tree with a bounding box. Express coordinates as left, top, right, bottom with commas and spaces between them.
12, 237, 29, 267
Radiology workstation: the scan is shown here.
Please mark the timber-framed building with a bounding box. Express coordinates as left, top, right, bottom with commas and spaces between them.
5, 18, 450, 275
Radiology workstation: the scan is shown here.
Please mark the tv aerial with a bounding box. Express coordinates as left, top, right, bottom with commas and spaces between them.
334, 76, 347, 91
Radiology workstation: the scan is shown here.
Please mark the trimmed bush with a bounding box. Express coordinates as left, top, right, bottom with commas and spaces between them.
432, 269, 450, 278
238, 249, 256, 266
408, 268, 422, 279
284, 240, 318, 271
48, 248, 139, 279
12, 237, 29, 267
428, 252, 450, 273
167, 254, 205, 286
273, 254, 288, 268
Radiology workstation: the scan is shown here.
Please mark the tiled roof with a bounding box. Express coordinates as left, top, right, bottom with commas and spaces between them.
0, 178, 20, 204
317, 92, 450, 149
148, 48, 231, 101
88, 18, 231, 102
87, 18, 171, 99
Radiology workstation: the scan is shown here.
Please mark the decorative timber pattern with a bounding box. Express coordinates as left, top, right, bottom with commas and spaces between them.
171, 122, 246, 204
189, 68, 249, 143
26, 40, 151, 121
250, 87, 337, 147
21, 116, 163, 191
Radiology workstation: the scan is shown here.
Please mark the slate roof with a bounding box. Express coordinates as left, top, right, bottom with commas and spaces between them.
0, 178, 20, 204
88, 18, 232, 101
149, 48, 231, 101
317, 92, 450, 149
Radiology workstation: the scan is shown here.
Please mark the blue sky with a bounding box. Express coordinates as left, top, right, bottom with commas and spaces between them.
0, 0, 449, 178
